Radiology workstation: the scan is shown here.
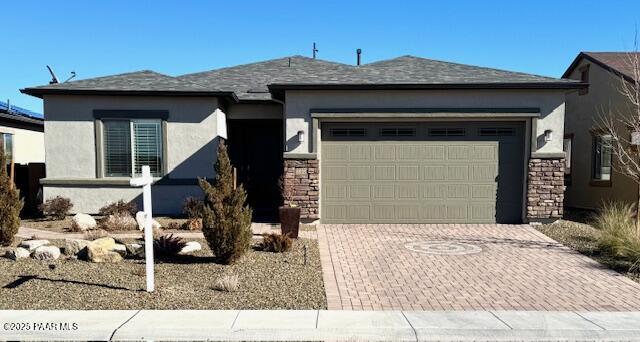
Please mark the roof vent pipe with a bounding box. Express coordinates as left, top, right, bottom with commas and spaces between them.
356, 49, 362, 66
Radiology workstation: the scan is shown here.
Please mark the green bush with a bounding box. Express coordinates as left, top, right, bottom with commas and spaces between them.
40, 196, 72, 220
199, 141, 252, 264
99, 200, 137, 217
0, 149, 23, 246
259, 233, 292, 253
593, 202, 640, 267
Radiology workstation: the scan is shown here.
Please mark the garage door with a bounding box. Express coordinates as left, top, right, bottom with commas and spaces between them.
320, 121, 525, 224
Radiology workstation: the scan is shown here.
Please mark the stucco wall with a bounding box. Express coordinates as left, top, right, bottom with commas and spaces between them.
0, 124, 45, 164
283, 89, 566, 155
42, 95, 222, 214
564, 60, 638, 209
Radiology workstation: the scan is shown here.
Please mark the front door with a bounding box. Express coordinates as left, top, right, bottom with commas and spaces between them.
227, 119, 283, 222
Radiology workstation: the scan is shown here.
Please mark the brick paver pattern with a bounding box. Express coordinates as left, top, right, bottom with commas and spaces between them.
317, 224, 640, 311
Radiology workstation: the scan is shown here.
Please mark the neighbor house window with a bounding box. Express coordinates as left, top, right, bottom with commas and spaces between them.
563, 134, 573, 184
103, 119, 163, 177
579, 65, 589, 95
592, 133, 612, 182
0, 133, 13, 163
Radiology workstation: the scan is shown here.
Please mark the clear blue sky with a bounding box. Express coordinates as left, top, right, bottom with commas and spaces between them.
3, 0, 640, 115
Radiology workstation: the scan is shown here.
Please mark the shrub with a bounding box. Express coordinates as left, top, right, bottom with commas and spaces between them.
183, 218, 202, 231
0, 149, 23, 246
200, 141, 252, 264
166, 221, 182, 230
99, 212, 138, 231
153, 233, 187, 257
98, 200, 137, 217
84, 229, 109, 241
40, 196, 72, 220
213, 274, 239, 292
594, 202, 640, 267
259, 233, 292, 253
183, 197, 205, 219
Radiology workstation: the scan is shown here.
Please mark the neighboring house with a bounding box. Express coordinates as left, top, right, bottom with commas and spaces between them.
0, 100, 45, 165
563, 52, 640, 210
21, 55, 583, 223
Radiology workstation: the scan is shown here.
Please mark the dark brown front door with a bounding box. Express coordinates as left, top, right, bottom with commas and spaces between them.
227, 119, 283, 222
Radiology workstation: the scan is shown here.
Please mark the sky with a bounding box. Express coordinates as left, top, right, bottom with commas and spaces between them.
3, 0, 640, 115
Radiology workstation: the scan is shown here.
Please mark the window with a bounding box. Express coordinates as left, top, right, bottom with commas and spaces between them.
563, 134, 573, 183
103, 120, 163, 177
479, 127, 515, 137
379, 127, 416, 137
579, 65, 589, 95
429, 128, 465, 137
592, 133, 612, 182
0, 133, 13, 163
330, 128, 366, 137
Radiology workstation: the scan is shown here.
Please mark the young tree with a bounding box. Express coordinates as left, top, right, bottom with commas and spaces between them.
199, 140, 252, 264
598, 46, 640, 231
0, 148, 23, 245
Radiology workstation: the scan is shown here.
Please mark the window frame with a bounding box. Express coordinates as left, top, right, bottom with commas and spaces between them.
97, 118, 166, 178
590, 130, 612, 187
0, 132, 13, 163
563, 133, 573, 185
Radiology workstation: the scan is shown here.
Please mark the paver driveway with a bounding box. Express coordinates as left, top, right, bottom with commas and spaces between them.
317, 224, 640, 311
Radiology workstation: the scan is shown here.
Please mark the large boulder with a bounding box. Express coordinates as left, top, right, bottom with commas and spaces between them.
126, 243, 144, 258
71, 213, 97, 231
19, 240, 50, 252
32, 245, 61, 261
63, 239, 91, 256
5, 247, 30, 260
135, 211, 162, 231
112, 244, 127, 257
91, 237, 116, 251
179, 241, 202, 255
86, 244, 123, 263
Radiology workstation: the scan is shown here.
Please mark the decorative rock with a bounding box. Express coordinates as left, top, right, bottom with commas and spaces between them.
32, 245, 61, 261
112, 244, 127, 257
5, 247, 30, 260
71, 213, 97, 231
63, 239, 91, 256
135, 211, 162, 231
179, 241, 202, 255
283, 159, 319, 220
86, 244, 123, 263
19, 240, 50, 252
90, 237, 116, 251
126, 243, 145, 257
527, 158, 565, 220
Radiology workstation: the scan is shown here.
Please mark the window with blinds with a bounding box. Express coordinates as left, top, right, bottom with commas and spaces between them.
103, 119, 163, 177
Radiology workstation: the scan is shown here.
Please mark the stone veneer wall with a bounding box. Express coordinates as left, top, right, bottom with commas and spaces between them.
527, 158, 565, 221
283, 159, 319, 221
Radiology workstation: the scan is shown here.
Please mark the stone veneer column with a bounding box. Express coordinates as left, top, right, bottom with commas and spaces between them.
283, 159, 319, 221
527, 158, 565, 221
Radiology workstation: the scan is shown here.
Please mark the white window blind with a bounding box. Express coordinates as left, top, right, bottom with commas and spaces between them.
103, 119, 163, 177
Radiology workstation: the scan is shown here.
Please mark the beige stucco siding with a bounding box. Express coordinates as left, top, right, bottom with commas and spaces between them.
283, 89, 566, 155
0, 124, 45, 164
564, 60, 637, 209
42, 95, 222, 214
226, 102, 283, 120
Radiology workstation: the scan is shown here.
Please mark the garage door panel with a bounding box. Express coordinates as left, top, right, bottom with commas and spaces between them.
321, 122, 524, 224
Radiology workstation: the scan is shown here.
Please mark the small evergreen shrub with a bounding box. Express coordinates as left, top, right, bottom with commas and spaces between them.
40, 196, 72, 220
183, 197, 205, 219
99, 200, 137, 217
200, 141, 252, 264
0, 149, 23, 246
259, 233, 292, 253
153, 233, 187, 257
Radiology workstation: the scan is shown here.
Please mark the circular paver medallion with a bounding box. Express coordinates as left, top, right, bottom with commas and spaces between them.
404, 240, 482, 255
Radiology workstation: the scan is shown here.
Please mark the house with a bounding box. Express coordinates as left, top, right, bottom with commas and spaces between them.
563, 52, 639, 210
0, 100, 45, 166
21, 55, 583, 223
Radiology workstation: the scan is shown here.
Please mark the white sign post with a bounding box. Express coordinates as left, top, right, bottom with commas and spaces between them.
129, 165, 155, 292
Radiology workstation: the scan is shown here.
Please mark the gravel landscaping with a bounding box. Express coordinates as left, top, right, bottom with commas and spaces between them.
0, 237, 326, 310
21, 217, 190, 233
537, 220, 640, 283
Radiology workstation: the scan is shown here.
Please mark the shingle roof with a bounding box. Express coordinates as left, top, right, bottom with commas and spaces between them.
23, 55, 582, 101
0, 100, 43, 126
563, 52, 640, 81
21, 70, 236, 99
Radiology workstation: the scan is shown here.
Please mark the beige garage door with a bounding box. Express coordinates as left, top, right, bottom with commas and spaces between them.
320, 122, 525, 224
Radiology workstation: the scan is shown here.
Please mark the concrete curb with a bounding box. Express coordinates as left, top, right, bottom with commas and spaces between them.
1, 310, 640, 341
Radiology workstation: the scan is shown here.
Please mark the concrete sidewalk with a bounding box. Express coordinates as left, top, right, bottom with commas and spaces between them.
2, 310, 640, 341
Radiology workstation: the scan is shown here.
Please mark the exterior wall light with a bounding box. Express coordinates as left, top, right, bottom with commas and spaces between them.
544, 129, 553, 142
297, 130, 305, 143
